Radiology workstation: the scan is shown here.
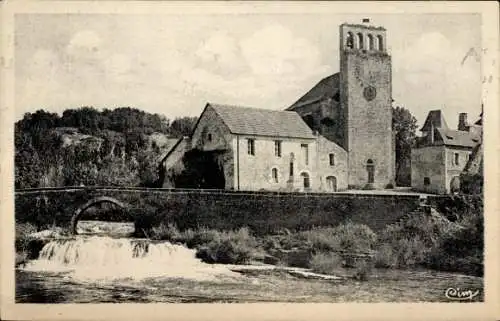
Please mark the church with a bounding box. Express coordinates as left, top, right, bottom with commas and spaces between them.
160, 19, 395, 192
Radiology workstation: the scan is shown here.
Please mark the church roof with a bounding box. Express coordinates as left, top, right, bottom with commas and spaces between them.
287, 73, 340, 110
420, 110, 449, 132
207, 103, 316, 139
436, 128, 481, 148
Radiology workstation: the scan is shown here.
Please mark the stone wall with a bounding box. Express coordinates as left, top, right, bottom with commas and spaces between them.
233, 134, 317, 192
445, 146, 473, 194
411, 146, 447, 194
15, 189, 423, 234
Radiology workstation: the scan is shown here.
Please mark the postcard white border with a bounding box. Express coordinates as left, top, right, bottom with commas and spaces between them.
1, 1, 499, 320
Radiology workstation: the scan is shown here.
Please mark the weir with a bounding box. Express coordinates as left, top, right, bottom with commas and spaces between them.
22, 236, 239, 281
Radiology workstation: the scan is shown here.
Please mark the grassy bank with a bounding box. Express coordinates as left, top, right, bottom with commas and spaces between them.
17, 195, 483, 277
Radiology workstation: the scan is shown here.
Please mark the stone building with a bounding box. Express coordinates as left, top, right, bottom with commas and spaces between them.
287, 20, 395, 189
411, 110, 482, 194
161, 103, 348, 192
160, 19, 396, 192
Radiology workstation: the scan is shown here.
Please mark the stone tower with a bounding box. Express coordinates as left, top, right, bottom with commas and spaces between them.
339, 19, 395, 189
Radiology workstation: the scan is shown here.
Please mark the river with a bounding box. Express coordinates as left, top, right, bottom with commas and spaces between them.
16, 235, 484, 303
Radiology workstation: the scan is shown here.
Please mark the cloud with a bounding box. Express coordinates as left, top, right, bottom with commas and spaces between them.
194, 31, 246, 76
392, 31, 481, 127
240, 24, 322, 76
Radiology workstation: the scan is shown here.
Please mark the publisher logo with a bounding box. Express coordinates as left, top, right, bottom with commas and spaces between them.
444, 287, 480, 301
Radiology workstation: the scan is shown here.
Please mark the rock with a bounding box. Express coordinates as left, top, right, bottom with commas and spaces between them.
29, 228, 64, 240
287, 270, 344, 280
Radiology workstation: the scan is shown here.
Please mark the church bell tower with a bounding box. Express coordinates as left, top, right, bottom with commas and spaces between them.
339, 19, 395, 189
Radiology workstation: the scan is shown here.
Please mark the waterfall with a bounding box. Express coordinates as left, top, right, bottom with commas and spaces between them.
22, 236, 239, 282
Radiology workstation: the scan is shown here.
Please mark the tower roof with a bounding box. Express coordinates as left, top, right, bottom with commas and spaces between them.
287, 73, 340, 110
420, 110, 449, 132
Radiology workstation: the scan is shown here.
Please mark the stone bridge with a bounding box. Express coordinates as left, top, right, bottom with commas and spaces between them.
15, 187, 444, 235
70, 196, 131, 235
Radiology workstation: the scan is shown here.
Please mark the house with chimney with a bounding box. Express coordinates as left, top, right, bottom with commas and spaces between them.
411, 110, 482, 194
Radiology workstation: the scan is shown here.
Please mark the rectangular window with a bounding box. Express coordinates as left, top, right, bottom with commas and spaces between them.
289, 162, 294, 177
274, 141, 282, 157
301, 144, 309, 165
454, 153, 459, 165
424, 177, 430, 186
272, 168, 279, 183
329, 153, 335, 166
247, 139, 255, 155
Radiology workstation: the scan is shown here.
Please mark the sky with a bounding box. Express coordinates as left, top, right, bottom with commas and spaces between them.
15, 12, 482, 129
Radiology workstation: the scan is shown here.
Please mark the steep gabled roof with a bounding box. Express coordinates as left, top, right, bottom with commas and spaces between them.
436, 128, 481, 148
207, 103, 315, 139
420, 110, 449, 132
287, 73, 340, 110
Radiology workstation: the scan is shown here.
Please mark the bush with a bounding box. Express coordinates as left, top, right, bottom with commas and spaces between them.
309, 251, 343, 275
15, 222, 38, 251
373, 243, 398, 268
150, 222, 182, 241
353, 260, 373, 281
195, 227, 261, 264
300, 222, 377, 254
375, 198, 483, 274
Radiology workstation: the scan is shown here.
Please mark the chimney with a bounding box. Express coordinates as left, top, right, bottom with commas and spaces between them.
458, 113, 468, 131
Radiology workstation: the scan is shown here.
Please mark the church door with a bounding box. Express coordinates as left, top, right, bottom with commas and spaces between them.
366, 159, 375, 184
326, 176, 337, 192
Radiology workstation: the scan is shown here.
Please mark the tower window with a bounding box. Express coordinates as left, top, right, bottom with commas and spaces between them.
377, 35, 384, 51
357, 33, 364, 49
274, 140, 282, 157
454, 153, 459, 165
301, 144, 309, 165
346, 32, 354, 49
272, 168, 279, 183
247, 139, 255, 155
329, 153, 335, 166
368, 34, 375, 50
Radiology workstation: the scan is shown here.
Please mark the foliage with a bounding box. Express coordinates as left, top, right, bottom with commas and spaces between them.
309, 252, 343, 274
169, 116, 198, 138
375, 197, 483, 275
299, 222, 378, 254
148, 224, 261, 264
14, 107, 180, 188
392, 106, 418, 187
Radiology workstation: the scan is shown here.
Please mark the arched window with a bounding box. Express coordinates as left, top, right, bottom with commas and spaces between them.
377, 35, 384, 51
301, 172, 310, 189
366, 159, 375, 184
346, 32, 354, 49
357, 33, 364, 49
272, 168, 279, 183
368, 34, 374, 50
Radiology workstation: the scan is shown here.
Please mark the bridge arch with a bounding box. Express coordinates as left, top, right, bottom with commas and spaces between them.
70, 196, 132, 235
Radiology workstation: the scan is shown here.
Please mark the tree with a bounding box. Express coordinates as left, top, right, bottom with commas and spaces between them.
392, 106, 418, 187
170, 116, 198, 138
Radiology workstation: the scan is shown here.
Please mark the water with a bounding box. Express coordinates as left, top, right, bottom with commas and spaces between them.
16, 236, 484, 303
22, 236, 239, 282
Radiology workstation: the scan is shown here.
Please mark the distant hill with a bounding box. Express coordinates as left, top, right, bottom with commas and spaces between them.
14, 107, 196, 189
